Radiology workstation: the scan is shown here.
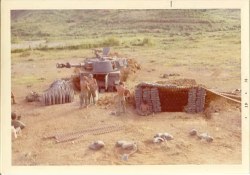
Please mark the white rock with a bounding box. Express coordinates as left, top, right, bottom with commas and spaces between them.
153, 137, 165, 143
121, 142, 137, 150
198, 133, 208, 140
162, 133, 174, 140
154, 133, 163, 138
206, 136, 214, 142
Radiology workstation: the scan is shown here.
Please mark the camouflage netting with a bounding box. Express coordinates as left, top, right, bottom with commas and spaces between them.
135, 82, 206, 113
41, 79, 74, 106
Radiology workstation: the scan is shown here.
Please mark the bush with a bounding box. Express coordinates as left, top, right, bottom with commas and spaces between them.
101, 37, 120, 47
131, 37, 154, 46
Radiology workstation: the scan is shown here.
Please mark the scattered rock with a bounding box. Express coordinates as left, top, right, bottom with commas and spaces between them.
26, 91, 40, 102
121, 142, 137, 150
198, 133, 214, 142
189, 129, 198, 136
160, 73, 180, 78
115, 140, 137, 150
25, 152, 32, 157
198, 132, 208, 140
154, 132, 174, 141
89, 140, 105, 150
121, 154, 129, 161
161, 133, 174, 141
205, 136, 214, 142
154, 133, 163, 138
110, 111, 117, 115
153, 137, 165, 143
116, 140, 128, 147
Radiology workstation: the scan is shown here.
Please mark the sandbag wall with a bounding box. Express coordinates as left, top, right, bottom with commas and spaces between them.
41, 80, 74, 106
135, 86, 161, 113
184, 87, 206, 113
135, 82, 206, 113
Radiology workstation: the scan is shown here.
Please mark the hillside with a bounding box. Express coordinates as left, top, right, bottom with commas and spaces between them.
11, 9, 240, 46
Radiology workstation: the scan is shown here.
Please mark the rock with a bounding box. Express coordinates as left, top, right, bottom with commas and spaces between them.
121, 142, 137, 150
161, 133, 174, 140
154, 133, 173, 141
198, 133, 208, 140
26, 91, 40, 102
25, 152, 32, 157
89, 140, 105, 150
110, 111, 116, 115
205, 136, 214, 142
189, 129, 198, 136
154, 133, 163, 138
121, 154, 129, 161
198, 133, 213, 142
116, 140, 128, 147
153, 137, 165, 143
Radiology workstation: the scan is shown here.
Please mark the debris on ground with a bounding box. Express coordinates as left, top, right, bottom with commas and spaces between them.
166, 78, 197, 86
153, 137, 165, 143
121, 142, 137, 150
97, 94, 115, 106
44, 125, 124, 143
26, 91, 40, 102
189, 129, 198, 136
89, 140, 105, 150
160, 73, 180, 78
110, 111, 117, 115
116, 140, 137, 150
153, 132, 174, 143
197, 133, 214, 142
115, 140, 138, 161
116, 140, 128, 147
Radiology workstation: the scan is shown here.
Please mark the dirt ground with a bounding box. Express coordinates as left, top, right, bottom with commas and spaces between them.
11, 49, 242, 165
12, 56, 241, 165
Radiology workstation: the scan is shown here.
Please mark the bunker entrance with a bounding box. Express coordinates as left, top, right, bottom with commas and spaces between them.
158, 88, 189, 112
135, 82, 206, 114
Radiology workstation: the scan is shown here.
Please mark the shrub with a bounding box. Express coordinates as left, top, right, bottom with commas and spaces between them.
101, 37, 120, 47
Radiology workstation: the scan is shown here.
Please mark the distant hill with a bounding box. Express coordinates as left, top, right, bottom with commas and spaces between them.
11, 9, 240, 43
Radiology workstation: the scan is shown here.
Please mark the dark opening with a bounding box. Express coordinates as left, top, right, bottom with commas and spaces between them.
94, 74, 106, 92
158, 88, 189, 112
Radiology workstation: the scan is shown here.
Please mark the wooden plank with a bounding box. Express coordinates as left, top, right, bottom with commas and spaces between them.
204, 88, 241, 104
219, 92, 241, 100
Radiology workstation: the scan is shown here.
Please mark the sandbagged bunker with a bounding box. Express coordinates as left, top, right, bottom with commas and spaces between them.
135, 82, 206, 113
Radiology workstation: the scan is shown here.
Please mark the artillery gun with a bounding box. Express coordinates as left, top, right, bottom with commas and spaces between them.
56, 48, 128, 92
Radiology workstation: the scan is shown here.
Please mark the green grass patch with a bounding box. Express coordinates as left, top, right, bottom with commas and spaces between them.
12, 75, 44, 85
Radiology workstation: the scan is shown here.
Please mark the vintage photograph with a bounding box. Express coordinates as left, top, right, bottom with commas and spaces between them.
10, 9, 241, 165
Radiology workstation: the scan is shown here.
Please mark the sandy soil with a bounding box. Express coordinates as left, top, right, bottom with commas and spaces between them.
11, 52, 241, 165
